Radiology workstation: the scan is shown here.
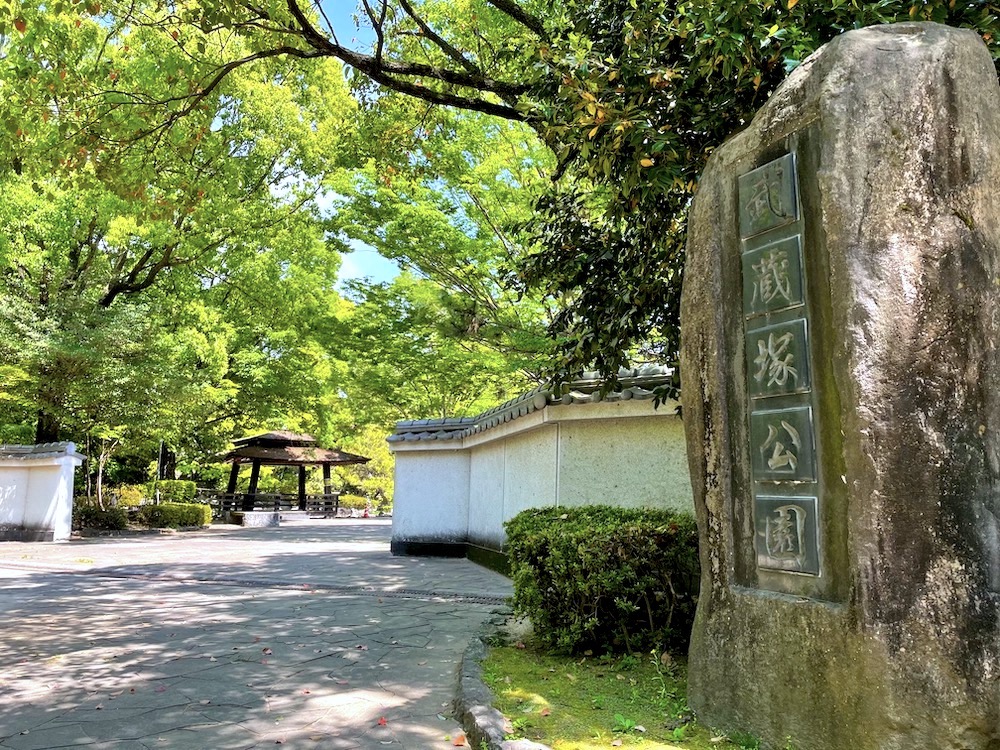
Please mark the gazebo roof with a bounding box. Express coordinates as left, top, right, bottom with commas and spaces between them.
222, 432, 370, 466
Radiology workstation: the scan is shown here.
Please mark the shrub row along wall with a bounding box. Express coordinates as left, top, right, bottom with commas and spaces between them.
389, 384, 693, 558
506, 506, 699, 655
74, 501, 212, 531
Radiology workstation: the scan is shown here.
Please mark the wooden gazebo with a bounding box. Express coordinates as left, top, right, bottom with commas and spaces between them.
220, 431, 370, 513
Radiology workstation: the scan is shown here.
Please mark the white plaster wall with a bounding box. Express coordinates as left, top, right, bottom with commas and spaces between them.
23, 465, 74, 540
467, 441, 506, 548
391, 450, 470, 542
0, 466, 29, 528
0, 455, 80, 541
557, 416, 692, 512
502, 426, 558, 521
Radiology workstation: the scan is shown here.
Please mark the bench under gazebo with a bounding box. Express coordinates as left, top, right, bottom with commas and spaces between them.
209, 431, 370, 516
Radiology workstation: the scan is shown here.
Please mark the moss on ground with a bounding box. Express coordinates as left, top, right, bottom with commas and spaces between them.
482, 644, 760, 750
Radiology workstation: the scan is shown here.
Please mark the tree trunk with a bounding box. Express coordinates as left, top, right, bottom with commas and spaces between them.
157, 442, 177, 480
34, 410, 60, 443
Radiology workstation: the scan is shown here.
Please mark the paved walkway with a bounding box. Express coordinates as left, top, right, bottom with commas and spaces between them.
0, 519, 512, 749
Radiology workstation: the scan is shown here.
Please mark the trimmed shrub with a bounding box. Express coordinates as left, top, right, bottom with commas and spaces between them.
505, 505, 700, 655
338, 494, 368, 510
73, 503, 128, 531
136, 502, 212, 528
114, 484, 149, 508
148, 480, 198, 503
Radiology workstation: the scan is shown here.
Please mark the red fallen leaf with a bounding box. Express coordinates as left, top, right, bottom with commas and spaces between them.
302, 689, 311, 695
539, 708, 552, 717
377, 717, 388, 726
515, 642, 526, 649
13, 18, 26, 33
451, 733, 467, 746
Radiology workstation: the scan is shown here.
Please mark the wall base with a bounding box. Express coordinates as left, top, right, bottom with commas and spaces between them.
0, 527, 56, 542
391, 539, 510, 577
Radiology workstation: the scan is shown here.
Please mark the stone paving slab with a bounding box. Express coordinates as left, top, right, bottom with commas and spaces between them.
0, 519, 512, 749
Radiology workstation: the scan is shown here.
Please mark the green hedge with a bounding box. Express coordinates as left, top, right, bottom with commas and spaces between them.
505, 505, 700, 655
339, 494, 368, 510
114, 484, 148, 508
136, 502, 212, 528
73, 503, 129, 530
148, 480, 197, 503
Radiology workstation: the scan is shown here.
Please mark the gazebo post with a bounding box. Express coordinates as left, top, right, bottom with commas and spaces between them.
226, 462, 240, 494
322, 464, 332, 497
245, 461, 261, 511
298, 465, 307, 511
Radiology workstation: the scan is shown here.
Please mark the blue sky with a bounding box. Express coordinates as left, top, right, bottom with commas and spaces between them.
318, 2, 399, 289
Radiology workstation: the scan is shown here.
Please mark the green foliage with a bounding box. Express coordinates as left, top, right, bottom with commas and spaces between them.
149, 480, 197, 503
114, 484, 149, 508
338, 493, 369, 510
73, 502, 128, 531
520, 0, 1000, 389
505, 505, 699, 655
136, 501, 212, 528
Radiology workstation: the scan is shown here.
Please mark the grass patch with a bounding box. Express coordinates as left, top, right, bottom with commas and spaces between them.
482, 643, 758, 750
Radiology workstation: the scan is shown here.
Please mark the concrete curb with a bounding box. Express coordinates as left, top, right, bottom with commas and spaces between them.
454, 617, 552, 750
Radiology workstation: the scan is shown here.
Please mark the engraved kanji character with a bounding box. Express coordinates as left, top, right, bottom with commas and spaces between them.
764, 504, 806, 560
752, 248, 792, 307
745, 166, 787, 227
760, 420, 802, 472
753, 331, 798, 388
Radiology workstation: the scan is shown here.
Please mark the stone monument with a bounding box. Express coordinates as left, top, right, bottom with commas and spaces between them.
681, 23, 1000, 750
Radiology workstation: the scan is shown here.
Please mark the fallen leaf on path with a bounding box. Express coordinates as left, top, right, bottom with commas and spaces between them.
302, 689, 311, 695
199, 700, 211, 705
262, 648, 273, 655
377, 716, 388, 726
539, 708, 551, 717
451, 733, 467, 746
611, 741, 622, 747
154, 686, 166, 693
356, 645, 369, 651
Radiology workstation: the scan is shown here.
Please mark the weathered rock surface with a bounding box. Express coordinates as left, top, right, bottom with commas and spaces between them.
681, 23, 1000, 750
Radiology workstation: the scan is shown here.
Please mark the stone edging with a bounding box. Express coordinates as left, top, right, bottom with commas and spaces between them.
454, 619, 552, 750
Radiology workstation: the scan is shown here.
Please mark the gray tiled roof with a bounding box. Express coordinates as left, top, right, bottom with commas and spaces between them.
0, 442, 85, 460
389, 365, 675, 444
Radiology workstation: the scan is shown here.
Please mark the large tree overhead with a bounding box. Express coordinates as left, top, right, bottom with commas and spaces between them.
8, 0, 1000, 392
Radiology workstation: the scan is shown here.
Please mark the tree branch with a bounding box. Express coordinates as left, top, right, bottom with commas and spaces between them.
484, 0, 547, 39
397, 0, 482, 76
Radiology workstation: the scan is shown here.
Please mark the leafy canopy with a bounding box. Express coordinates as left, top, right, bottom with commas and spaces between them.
11, 0, 998, 391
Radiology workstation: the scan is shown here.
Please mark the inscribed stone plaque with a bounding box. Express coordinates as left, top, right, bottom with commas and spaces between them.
749, 406, 816, 482
754, 494, 820, 575
742, 235, 805, 317
745, 318, 811, 398
738, 153, 798, 239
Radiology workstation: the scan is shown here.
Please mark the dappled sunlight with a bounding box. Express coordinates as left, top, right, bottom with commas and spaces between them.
0, 520, 507, 748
